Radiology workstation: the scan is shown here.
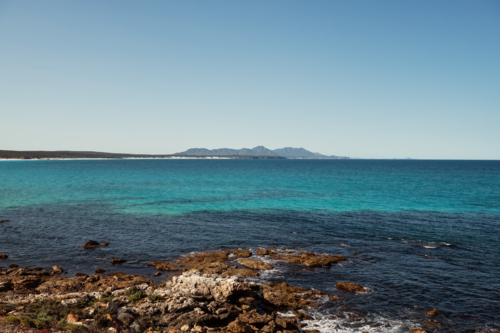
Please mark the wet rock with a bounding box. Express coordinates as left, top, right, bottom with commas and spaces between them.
232, 250, 252, 258
9, 264, 18, 268
52, 265, 63, 274
257, 249, 275, 256
33, 267, 43, 271
111, 259, 126, 264
83, 240, 101, 248
423, 319, 442, 327
294, 310, 313, 321
0, 220, 11, 223
75, 273, 88, 277
223, 268, 259, 278
147, 261, 184, 271
272, 251, 346, 268
426, 308, 439, 316
237, 259, 274, 270
336, 282, 366, 293
261, 282, 322, 310
96, 268, 106, 274
410, 329, 427, 333
0, 254, 7, 259
328, 294, 343, 301
276, 317, 297, 330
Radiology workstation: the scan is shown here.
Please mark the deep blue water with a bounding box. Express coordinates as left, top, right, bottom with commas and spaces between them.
0, 159, 499, 332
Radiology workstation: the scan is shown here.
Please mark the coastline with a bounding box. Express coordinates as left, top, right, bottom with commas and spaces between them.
0, 246, 486, 333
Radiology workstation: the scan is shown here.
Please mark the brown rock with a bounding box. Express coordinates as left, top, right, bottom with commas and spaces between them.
227, 318, 252, 333
52, 265, 63, 274
83, 240, 101, 248
261, 282, 319, 310
257, 249, 274, 256
410, 329, 427, 333
67, 314, 80, 324
0, 220, 11, 223
328, 294, 343, 301
8, 264, 18, 268
304, 330, 320, 333
95, 268, 106, 274
237, 259, 274, 270
423, 319, 442, 327
232, 250, 252, 258
33, 267, 43, 271
147, 260, 184, 271
0, 254, 7, 259
294, 310, 313, 321
75, 273, 88, 277
100, 242, 110, 247
336, 282, 366, 293
274, 252, 346, 268
238, 311, 274, 325
276, 317, 297, 330
111, 259, 126, 264
223, 268, 259, 278
426, 308, 439, 316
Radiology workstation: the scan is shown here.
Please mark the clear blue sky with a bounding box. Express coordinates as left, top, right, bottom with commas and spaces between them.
1, 0, 499, 159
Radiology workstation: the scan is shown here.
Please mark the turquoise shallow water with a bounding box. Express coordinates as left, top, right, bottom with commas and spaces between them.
0, 159, 499, 332
0, 159, 499, 214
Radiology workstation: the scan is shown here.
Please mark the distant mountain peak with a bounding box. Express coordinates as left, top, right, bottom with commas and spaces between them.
175, 146, 349, 159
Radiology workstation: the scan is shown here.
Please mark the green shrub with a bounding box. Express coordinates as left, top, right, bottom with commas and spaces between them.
129, 290, 145, 304
56, 318, 68, 331
37, 312, 52, 323
3, 316, 21, 325
100, 291, 115, 302
148, 294, 161, 303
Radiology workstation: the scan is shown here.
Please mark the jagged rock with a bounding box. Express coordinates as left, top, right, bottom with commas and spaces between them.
223, 268, 259, 278
261, 282, 323, 310
423, 319, 442, 326
0, 282, 13, 292
328, 294, 343, 301
257, 249, 275, 256
52, 265, 63, 274
147, 261, 184, 271
111, 259, 126, 264
276, 317, 297, 330
237, 259, 274, 270
336, 282, 366, 293
154, 272, 250, 303
426, 308, 439, 316
232, 250, 252, 258
83, 240, 101, 248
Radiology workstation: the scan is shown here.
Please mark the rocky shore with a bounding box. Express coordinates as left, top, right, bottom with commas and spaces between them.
0, 248, 488, 333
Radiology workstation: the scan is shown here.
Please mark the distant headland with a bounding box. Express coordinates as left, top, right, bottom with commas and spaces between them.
175, 146, 350, 159
0, 147, 350, 160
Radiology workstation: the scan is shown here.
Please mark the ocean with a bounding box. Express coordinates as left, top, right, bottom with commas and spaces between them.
0, 159, 499, 332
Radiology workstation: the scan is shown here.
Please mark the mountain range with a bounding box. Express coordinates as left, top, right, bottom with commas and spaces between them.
175, 146, 349, 159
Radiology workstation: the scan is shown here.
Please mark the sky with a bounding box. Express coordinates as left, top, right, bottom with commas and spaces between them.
0, 1, 499, 159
